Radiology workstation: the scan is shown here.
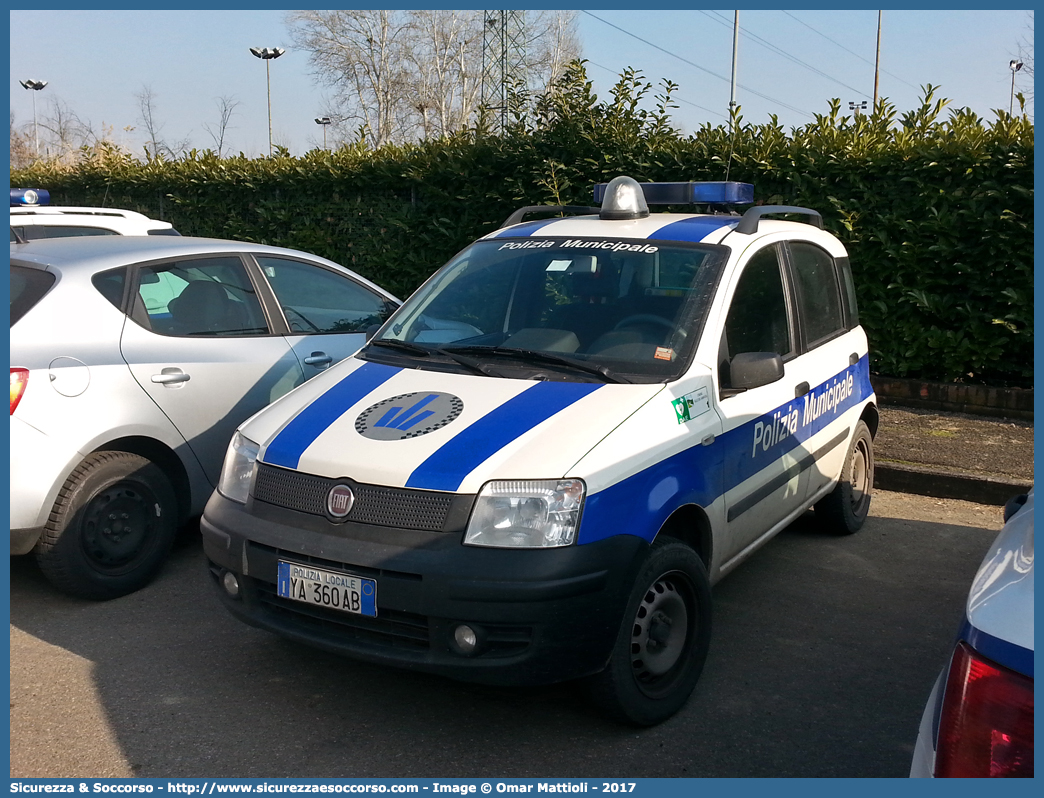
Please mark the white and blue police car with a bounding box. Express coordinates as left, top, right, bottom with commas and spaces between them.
910, 490, 1034, 777
11, 188, 180, 239
202, 176, 878, 724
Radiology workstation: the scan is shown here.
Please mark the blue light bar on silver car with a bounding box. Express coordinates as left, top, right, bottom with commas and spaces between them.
11, 188, 51, 207
593, 181, 753, 205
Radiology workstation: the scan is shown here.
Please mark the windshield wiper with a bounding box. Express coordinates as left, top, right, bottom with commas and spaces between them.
366, 339, 499, 377
366, 339, 432, 357
444, 346, 628, 384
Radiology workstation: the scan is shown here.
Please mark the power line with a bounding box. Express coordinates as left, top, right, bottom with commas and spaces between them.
699, 10, 871, 99
582, 10, 813, 118
781, 10, 919, 90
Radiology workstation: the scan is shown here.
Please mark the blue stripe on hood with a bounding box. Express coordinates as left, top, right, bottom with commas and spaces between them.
406, 381, 602, 491
262, 361, 400, 469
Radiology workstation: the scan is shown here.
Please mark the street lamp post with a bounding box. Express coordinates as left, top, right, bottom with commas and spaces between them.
314, 117, 332, 150
1009, 59, 1024, 115
249, 47, 285, 156
19, 79, 48, 159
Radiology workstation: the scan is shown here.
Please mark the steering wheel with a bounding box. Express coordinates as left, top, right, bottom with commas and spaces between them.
613, 314, 687, 341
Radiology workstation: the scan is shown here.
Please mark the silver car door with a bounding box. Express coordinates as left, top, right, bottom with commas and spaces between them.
120, 255, 305, 486
253, 255, 396, 376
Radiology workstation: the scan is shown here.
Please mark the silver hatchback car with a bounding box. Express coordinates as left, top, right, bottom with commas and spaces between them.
11, 235, 399, 599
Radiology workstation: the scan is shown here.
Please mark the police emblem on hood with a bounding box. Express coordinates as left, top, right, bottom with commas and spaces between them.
355, 392, 464, 441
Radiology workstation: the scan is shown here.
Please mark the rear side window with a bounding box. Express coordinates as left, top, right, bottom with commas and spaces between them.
10, 265, 57, 326
17, 225, 119, 239
147, 228, 181, 236
789, 242, 845, 347
92, 268, 127, 309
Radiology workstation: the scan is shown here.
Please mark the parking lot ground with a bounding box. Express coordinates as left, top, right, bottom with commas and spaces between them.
10, 490, 1002, 779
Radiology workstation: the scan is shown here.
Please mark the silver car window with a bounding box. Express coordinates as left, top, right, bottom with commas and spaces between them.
135, 257, 269, 337
256, 256, 389, 334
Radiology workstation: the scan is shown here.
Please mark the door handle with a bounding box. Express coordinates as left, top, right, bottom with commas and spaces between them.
304, 352, 333, 368
151, 369, 190, 385
794, 381, 810, 397
849, 352, 859, 366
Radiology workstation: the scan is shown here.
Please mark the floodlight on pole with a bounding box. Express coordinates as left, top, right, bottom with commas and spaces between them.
250, 47, 285, 156
315, 116, 332, 151
849, 100, 868, 117
20, 79, 48, 159
1009, 59, 1024, 115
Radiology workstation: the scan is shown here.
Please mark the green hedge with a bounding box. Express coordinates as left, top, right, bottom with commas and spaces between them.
13, 67, 1033, 387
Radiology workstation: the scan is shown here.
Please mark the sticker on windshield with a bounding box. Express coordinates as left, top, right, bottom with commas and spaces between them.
654, 347, 674, 361
355, 392, 464, 441
672, 388, 711, 424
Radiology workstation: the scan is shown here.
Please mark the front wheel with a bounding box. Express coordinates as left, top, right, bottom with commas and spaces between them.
587, 539, 712, 726
35, 451, 178, 600
815, 419, 874, 535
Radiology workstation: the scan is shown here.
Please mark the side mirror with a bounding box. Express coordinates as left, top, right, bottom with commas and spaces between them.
729, 351, 784, 390
365, 324, 382, 341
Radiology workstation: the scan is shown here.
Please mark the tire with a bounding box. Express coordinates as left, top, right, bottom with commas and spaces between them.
34, 451, 178, 600
588, 539, 712, 726
815, 419, 874, 535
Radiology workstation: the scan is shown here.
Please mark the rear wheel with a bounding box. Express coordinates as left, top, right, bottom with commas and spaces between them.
588, 539, 712, 725
815, 420, 874, 535
35, 451, 178, 600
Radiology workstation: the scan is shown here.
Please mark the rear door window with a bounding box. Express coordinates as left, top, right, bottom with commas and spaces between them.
134, 257, 269, 337
788, 242, 845, 347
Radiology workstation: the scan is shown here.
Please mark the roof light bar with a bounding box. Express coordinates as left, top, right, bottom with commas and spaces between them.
594, 180, 754, 206
11, 188, 50, 207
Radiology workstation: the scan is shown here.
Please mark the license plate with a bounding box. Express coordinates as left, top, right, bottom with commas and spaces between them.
277, 561, 377, 617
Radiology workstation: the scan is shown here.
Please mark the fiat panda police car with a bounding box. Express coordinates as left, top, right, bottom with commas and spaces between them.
202, 176, 878, 725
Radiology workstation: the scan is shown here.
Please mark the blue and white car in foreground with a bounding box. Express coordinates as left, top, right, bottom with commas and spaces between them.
202, 177, 879, 724
911, 490, 1034, 777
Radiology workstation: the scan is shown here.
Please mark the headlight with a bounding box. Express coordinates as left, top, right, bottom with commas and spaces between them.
464, 479, 585, 548
217, 432, 259, 504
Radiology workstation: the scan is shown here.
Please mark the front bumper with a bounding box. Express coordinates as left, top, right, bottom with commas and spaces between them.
202, 489, 647, 686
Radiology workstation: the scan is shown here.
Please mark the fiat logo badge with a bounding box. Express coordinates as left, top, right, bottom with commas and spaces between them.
326, 484, 355, 519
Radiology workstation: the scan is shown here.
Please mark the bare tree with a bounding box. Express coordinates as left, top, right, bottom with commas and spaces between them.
37, 97, 94, 163
202, 95, 241, 156
526, 11, 582, 95
136, 85, 190, 158
287, 9, 581, 146
288, 10, 414, 148
408, 10, 483, 138
10, 112, 35, 169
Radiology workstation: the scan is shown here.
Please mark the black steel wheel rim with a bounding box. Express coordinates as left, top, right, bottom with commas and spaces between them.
80, 482, 159, 573
629, 571, 697, 698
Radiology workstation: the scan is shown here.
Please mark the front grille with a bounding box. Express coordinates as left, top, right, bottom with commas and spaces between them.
253, 463, 453, 531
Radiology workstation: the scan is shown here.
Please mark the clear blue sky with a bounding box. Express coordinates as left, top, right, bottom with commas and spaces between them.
9, 7, 1034, 159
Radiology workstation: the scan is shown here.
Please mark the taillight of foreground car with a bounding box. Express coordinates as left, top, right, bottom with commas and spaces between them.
935, 641, 1034, 777
10, 368, 28, 415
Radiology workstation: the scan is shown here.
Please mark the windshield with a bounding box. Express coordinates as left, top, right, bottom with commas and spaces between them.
364, 237, 727, 383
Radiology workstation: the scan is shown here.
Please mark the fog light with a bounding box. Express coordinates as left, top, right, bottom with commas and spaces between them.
453, 624, 478, 654
222, 571, 240, 598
